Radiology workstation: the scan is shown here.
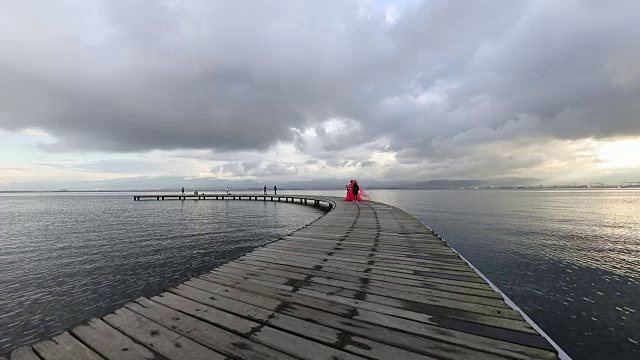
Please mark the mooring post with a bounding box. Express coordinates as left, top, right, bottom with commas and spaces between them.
156, 196, 159, 200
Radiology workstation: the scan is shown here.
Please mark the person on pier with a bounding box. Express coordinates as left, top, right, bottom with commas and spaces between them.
345, 180, 355, 201
274, 185, 277, 195
181, 186, 184, 195
344, 180, 371, 202
263, 185, 267, 195
352, 181, 359, 202
226, 186, 229, 195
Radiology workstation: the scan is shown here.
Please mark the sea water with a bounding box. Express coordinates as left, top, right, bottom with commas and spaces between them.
0, 193, 323, 354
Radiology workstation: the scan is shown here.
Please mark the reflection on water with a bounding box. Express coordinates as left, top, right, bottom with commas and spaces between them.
0, 193, 323, 354
293, 189, 640, 360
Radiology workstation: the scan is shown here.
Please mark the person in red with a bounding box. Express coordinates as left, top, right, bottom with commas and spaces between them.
344, 180, 371, 202
351, 180, 360, 202
344, 180, 355, 201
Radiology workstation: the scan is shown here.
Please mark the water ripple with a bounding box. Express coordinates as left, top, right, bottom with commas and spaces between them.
0, 193, 322, 354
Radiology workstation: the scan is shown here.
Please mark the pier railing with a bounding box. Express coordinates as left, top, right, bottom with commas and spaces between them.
133, 194, 335, 211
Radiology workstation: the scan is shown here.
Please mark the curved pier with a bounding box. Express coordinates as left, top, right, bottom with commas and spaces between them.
5, 195, 567, 360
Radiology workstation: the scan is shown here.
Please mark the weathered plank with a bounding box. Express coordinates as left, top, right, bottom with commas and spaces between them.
279, 303, 557, 360
255, 247, 480, 276
125, 297, 299, 360
103, 308, 226, 360
71, 318, 161, 360
144, 292, 365, 360
212, 266, 520, 319
8, 347, 40, 360
157, 289, 343, 346
222, 261, 509, 307
239, 255, 499, 295
204, 270, 538, 335
32, 332, 104, 360
354, 308, 557, 353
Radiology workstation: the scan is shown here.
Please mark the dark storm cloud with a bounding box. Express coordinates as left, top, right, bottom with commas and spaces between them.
1, 0, 639, 174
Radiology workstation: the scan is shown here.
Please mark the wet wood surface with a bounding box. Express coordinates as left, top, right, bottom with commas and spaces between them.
5, 195, 562, 360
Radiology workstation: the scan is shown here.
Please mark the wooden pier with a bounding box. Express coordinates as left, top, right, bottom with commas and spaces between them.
5, 195, 567, 360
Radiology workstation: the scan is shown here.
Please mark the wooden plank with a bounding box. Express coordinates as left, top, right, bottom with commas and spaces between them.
156, 289, 343, 346
274, 241, 467, 264
206, 270, 536, 335
213, 266, 520, 319
266, 243, 473, 270
282, 236, 460, 255
8, 347, 40, 360
143, 292, 364, 360
255, 247, 481, 277
223, 261, 509, 308
236, 257, 500, 299
188, 276, 356, 317
241, 254, 497, 293
277, 303, 510, 360
342, 335, 437, 360
32, 332, 104, 360
279, 303, 556, 360
71, 318, 162, 360
103, 308, 226, 360
125, 297, 298, 360
165, 284, 498, 360
354, 309, 557, 353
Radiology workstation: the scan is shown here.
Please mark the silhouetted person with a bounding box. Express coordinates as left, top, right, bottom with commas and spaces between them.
263, 186, 267, 195
274, 185, 277, 195
352, 181, 360, 202
226, 186, 229, 195
181, 187, 184, 195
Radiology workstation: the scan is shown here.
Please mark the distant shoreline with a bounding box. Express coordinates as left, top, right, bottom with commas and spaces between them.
1, 186, 638, 193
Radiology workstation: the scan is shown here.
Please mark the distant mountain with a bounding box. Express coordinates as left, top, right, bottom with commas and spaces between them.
486, 177, 543, 187
404, 179, 486, 188
0, 176, 543, 191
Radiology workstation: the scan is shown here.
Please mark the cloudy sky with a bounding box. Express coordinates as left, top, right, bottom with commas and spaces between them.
1, 0, 640, 189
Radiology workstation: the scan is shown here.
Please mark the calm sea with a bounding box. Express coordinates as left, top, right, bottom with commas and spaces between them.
0, 193, 323, 354
1, 190, 639, 359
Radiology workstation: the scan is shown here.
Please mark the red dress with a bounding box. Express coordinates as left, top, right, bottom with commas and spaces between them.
344, 185, 355, 201
345, 181, 371, 202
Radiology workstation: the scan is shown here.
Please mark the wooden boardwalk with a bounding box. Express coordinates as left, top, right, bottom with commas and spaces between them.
5, 195, 567, 360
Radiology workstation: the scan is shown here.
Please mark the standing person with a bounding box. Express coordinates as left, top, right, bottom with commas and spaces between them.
344, 180, 354, 201
226, 186, 229, 195
352, 180, 360, 202
181, 187, 184, 195
263, 185, 267, 195
273, 185, 277, 195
